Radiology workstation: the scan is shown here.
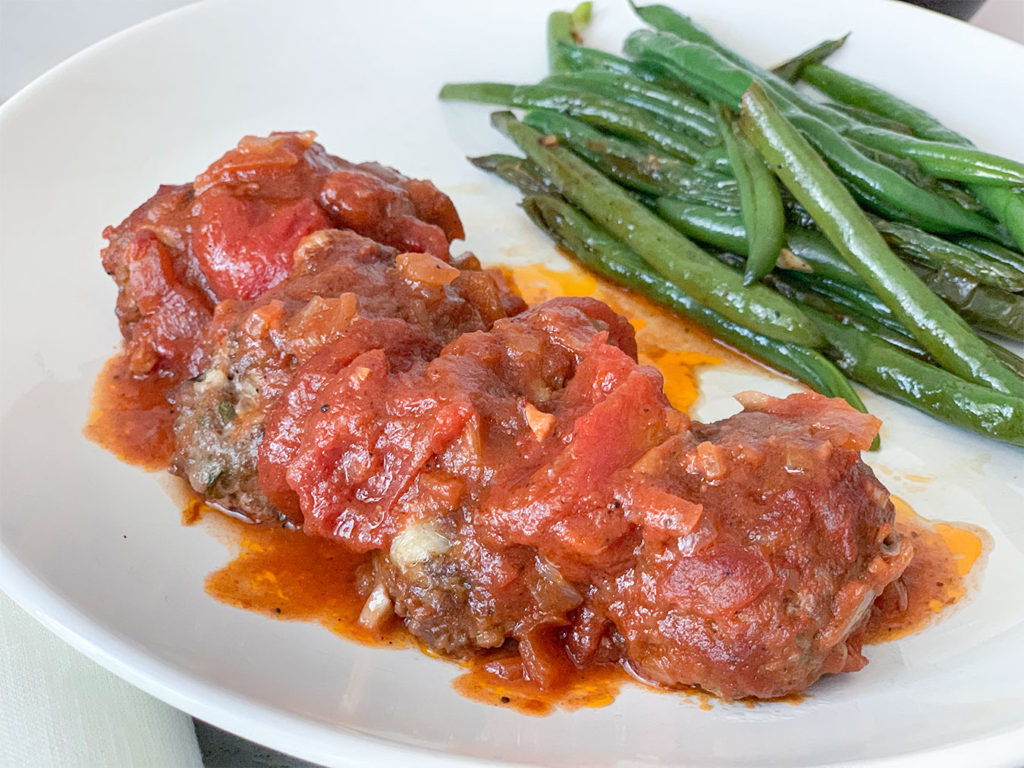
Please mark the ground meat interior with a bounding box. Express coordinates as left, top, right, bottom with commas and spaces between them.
101, 131, 911, 700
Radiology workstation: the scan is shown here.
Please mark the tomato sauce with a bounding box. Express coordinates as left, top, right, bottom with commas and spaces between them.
85, 258, 988, 715
452, 654, 625, 716
864, 497, 986, 644
83, 352, 178, 470
199, 508, 407, 647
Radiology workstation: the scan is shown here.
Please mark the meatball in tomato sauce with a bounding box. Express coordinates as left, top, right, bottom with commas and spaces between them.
99, 132, 910, 700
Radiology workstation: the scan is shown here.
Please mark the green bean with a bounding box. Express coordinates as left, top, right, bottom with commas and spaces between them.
547, 6, 587, 74
738, 82, 1019, 393
799, 64, 964, 144
627, 9, 889, 135
868, 216, 1024, 292
548, 13, 572, 73
556, 42, 688, 90
657, 200, 921, 296
655, 199, 747, 252
708, 213, 1023, 342
708, 248, 900, 329
622, 32, 1010, 241
715, 251, 930, 369
626, 11, 1024, 187
849, 140, 988, 215
835, 272, 1024, 374
776, 57, 1024, 250
772, 275, 900, 333
711, 141, 984, 225
539, 71, 718, 142
771, 34, 849, 83
524, 108, 679, 196
656, 198, 874, 290
521, 109, 738, 207
440, 81, 710, 162
469, 154, 562, 197
696, 145, 733, 176
468, 155, 881, 372
989, 342, 1024, 379
784, 272, 906, 330
973, 188, 1024, 253
491, 110, 823, 346
783, 112, 1007, 238
520, 193, 867, 414
570, 5, 592, 26
764, 230, 1024, 343
834, 171, 972, 234
625, 32, 752, 107
629, 4, 738, 58
714, 104, 785, 284
824, 102, 913, 135
781, 194, 818, 230
780, 227, 865, 286
437, 82, 516, 104
660, 181, 1022, 318
935, 181, 989, 217
953, 235, 1024, 272
507, 84, 712, 158
810, 310, 1024, 447
720, 250, 996, 382
833, 315, 930, 360
764, 273, 928, 358
922, 265, 1024, 341
471, 149, 669, 219
841, 123, 1024, 187
799, 62, 1024, 251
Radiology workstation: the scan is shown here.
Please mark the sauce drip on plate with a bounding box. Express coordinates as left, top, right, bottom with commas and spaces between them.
84, 353, 177, 469
865, 497, 986, 644
197, 505, 407, 647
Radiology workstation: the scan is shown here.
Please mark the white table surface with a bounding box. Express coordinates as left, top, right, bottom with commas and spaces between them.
1, 0, 1022, 766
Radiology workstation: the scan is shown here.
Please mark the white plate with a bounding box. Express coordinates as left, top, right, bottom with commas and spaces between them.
1, 0, 1023, 765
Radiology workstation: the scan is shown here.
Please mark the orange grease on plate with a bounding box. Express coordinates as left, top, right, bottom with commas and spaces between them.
197, 505, 409, 648
452, 656, 624, 716
864, 497, 986, 644
83, 351, 177, 469
452, 654, 805, 715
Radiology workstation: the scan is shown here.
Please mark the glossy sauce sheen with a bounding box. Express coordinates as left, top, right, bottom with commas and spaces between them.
88, 260, 986, 715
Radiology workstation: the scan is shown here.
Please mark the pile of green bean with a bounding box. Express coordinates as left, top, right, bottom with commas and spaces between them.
440, 2, 1024, 447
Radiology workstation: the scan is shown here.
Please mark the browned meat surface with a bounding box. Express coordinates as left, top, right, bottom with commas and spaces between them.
101, 132, 470, 378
